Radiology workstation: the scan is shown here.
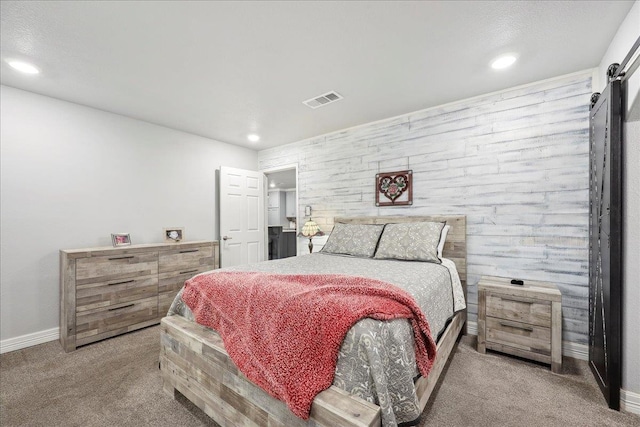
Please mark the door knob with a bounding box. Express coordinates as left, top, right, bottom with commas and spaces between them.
222, 236, 232, 241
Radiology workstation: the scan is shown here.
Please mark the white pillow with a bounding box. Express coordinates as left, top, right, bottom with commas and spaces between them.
437, 224, 450, 259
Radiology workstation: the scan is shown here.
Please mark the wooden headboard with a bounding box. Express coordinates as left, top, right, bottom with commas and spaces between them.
334, 215, 467, 292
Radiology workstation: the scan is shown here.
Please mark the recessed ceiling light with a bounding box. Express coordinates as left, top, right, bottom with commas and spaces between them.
269, 182, 275, 188
491, 55, 517, 70
7, 60, 40, 75
247, 134, 260, 142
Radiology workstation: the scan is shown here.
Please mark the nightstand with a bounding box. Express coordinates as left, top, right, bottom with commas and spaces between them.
477, 276, 562, 373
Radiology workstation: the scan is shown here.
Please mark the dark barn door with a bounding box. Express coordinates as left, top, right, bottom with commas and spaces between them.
588, 79, 622, 410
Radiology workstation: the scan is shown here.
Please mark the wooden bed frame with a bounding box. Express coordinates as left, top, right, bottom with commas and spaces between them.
160, 215, 466, 427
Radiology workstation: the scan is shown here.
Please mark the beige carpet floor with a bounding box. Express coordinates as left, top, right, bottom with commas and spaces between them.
1, 325, 638, 427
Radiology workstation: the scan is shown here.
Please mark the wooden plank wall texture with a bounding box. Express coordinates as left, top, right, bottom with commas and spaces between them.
258, 71, 592, 346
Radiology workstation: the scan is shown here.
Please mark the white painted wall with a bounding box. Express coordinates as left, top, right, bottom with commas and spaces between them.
0, 85, 258, 343
596, 0, 640, 398
260, 71, 593, 346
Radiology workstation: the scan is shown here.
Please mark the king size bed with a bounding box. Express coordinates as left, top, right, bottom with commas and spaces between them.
160, 215, 467, 427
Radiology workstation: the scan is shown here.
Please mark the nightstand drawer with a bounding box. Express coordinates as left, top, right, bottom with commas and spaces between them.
486, 293, 551, 327
486, 317, 551, 355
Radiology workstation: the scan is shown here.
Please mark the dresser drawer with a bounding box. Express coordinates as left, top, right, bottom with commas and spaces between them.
76, 275, 158, 312
157, 268, 212, 318
486, 293, 551, 327
75, 296, 158, 345
486, 317, 551, 356
159, 244, 213, 273
158, 267, 211, 294
76, 252, 158, 285
159, 292, 177, 317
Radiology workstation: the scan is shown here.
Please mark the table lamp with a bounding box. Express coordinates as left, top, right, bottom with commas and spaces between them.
298, 219, 325, 253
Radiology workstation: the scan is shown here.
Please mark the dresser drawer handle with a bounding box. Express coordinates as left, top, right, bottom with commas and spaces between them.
499, 296, 532, 304
179, 269, 198, 275
108, 280, 135, 286
108, 256, 134, 261
499, 321, 533, 332
179, 249, 199, 254
108, 304, 135, 311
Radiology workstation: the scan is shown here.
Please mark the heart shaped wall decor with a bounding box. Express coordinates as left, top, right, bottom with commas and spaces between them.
375, 170, 413, 206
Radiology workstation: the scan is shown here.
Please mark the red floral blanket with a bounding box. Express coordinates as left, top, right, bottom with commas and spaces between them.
181, 271, 436, 419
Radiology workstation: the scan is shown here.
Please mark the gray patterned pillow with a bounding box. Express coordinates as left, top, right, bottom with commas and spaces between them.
321, 223, 385, 258
374, 222, 445, 263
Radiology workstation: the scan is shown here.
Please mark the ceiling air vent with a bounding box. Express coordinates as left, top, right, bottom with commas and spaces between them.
303, 91, 343, 109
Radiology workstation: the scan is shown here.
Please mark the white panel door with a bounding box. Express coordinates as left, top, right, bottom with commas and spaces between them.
220, 166, 265, 268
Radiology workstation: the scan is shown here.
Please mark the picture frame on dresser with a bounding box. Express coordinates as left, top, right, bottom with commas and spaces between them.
163, 227, 184, 242
111, 233, 131, 247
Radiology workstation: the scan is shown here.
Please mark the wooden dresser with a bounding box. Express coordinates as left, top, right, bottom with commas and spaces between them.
60, 241, 219, 352
477, 275, 562, 373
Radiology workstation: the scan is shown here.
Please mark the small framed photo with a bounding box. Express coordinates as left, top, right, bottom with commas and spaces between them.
164, 227, 184, 242
111, 233, 132, 247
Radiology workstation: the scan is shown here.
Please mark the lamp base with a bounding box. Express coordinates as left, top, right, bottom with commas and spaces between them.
308, 238, 313, 253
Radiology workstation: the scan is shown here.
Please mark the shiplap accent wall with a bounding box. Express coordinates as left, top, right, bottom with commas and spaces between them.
259, 71, 592, 345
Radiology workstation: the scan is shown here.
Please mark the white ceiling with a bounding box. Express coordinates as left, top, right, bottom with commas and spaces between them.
267, 169, 297, 190
1, 1, 634, 150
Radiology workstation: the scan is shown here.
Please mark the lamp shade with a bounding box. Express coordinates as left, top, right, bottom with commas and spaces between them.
299, 220, 324, 238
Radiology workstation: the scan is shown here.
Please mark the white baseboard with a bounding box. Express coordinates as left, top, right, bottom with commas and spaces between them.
0, 327, 59, 354
621, 389, 640, 415
562, 340, 588, 361
465, 320, 588, 361
466, 320, 478, 335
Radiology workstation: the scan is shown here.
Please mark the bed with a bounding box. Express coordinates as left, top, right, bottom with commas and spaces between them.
160, 215, 467, 427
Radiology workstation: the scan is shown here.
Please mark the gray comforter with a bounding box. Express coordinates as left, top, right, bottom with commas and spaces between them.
168, 253, 465, 426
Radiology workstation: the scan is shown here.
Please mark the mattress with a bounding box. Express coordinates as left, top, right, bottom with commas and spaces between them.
168, 253, 465, 426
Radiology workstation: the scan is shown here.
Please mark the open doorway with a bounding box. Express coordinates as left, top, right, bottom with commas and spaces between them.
263, 165, 298, 260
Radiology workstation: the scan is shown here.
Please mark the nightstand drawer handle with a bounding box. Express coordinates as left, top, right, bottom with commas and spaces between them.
499, 296, 532, 304
500, 321, 533, 332
179, 249, 199, 254
108, 256, 134, 261
179, 269, 198, 275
